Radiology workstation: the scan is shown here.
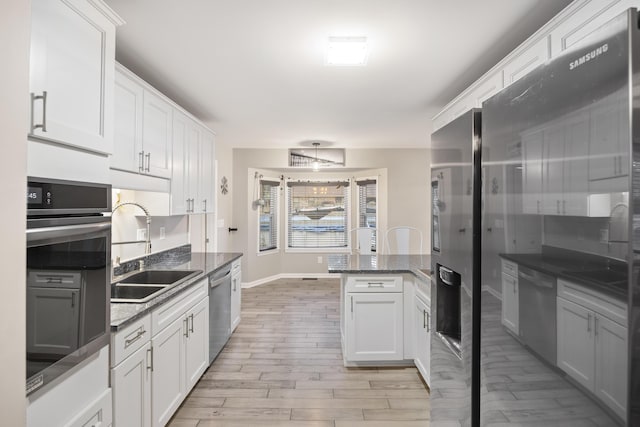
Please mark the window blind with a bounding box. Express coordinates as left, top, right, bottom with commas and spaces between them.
357, 179, 377, 251
287, 181, 350, 248
259, 180, 279, 251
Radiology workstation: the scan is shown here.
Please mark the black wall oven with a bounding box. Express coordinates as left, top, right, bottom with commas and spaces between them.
26, 177, 111, 395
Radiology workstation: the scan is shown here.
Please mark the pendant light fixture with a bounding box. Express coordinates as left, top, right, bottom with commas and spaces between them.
312, 142, 320, 171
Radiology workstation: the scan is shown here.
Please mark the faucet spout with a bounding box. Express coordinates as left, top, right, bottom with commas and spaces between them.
112, 202, 152, 254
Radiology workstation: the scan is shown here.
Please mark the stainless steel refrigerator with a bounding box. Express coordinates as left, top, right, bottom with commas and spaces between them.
431, 7, 640, 426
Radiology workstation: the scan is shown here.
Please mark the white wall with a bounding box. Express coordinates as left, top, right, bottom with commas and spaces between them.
233, 148, 430, 283
0, 0, 29, 424
215, 140, 234, 251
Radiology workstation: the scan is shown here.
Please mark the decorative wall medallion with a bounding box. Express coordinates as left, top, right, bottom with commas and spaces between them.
220, 176, 228, 195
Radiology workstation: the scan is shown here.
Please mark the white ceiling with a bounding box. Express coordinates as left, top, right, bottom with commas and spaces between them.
105, 0, 572, 149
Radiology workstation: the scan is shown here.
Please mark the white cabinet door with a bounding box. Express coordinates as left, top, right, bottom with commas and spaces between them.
521, 129, 543, 214
111, 342, 151, 427
231, 270, 242, 332
346, 292, 403, 362
501, 273, 518, 335
414, 296, 430, 385
589, 94, 626, 183
29, 0, 116, 154
151, 316, 184, 427
142, 90, 173, 178
186, 123, 200, 212
171, 110, 190, 215
199, 129, 216, 213
27, 287, 80, 355
184, 298, 209, 391
595, 315, 627, 420
557, 297, 595, 391
112, 69, 144, 173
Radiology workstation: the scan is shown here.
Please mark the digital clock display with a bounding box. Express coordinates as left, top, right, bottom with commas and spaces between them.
27, 187, 43, 205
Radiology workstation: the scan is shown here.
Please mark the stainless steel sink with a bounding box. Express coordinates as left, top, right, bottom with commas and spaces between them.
111, 269, 202, 303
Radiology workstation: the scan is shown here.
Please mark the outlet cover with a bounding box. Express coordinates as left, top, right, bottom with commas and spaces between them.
160, 227, 166, 240
317, 256, 323, 264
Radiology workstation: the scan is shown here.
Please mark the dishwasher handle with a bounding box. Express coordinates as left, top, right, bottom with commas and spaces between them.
210, 270, 231, 288
518, 270, 554, 289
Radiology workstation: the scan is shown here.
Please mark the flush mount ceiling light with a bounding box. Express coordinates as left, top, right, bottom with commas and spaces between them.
326, 36, 368, 66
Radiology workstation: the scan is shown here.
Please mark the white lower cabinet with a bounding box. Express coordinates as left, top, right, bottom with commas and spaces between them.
345, 292, 403, 362
65, 389, 113, 427
111, 280, 209, 427
501, 272, 519, 334
414, 292, 431, 385
231, 259, 242, 332
556, 280, 627, 421
111, 343, 151, 427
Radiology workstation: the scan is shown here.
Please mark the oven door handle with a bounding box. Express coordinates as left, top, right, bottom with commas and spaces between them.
27, 221, 111, 243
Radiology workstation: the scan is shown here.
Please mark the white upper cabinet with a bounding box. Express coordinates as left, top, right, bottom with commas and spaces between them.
112, 68, 144, 172
29, 0, 122, 154
142, 90, 173, 178
199, 130, 216, 213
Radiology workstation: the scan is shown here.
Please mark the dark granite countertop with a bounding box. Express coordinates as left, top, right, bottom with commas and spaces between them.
110, 252, 242, 330
499, 252, 627, 301
327, 254, 431, 282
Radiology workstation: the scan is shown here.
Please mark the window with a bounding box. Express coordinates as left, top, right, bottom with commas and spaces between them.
357, 179, 377, 251
259, 179, 280, 252
287, 180, 350, 249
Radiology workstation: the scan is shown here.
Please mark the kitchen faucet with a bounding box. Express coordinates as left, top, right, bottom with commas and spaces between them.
112, 202, 152, 255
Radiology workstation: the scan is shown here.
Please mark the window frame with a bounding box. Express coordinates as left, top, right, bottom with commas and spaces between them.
256, 176, 281, 255
284, 179, 351, 253
355, 177, 378, 253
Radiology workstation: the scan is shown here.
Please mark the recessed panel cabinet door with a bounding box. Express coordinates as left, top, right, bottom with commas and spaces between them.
171, 110, 189, 215
151, 317, 184, 427
557, 297, 595, 391
112, 69, 144, 172
111, 343, 151, 427
184, 298, 209, 391
231, 270, 242, 332
199, 129, 216, 213
30, 0, 115, 154
595, 315, 627, 420
414, 297, 430, 385
143, 90, 173, 178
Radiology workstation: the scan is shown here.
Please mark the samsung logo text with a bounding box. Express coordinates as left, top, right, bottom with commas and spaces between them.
569, 43, 608, 70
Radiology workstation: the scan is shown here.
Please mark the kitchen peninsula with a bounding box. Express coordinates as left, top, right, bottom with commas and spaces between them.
328, 254, 431, 384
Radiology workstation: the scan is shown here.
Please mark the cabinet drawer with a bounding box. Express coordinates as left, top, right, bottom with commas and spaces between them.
345, 275, 402, 293
231, 259, 241, 274
111, 313, 151, 367
501, 259, 518, 277
64, 388, 112, 427
558, 279, 627, 326
151, 278, 208, 337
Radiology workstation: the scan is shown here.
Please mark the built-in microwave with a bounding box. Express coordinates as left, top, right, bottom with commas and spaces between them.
26, 177, 111, 395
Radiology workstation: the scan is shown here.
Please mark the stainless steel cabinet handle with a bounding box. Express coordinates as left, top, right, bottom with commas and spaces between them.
145, 153, 151, 172
367, 282, 384, 288
587, 313, 591, 332
124, 327, 146, 348
426, 312, 431, 332
189, 314, 194, 333
233, 278, 237, 292
139, 151, 145, 172
350, 296, 353, 313
183, 318, 189, 337
71, 292, 76, 308
203, 199, 207, 212
30, 91, 47, 133
147, 347, 153, 372
423, 309, 427, 329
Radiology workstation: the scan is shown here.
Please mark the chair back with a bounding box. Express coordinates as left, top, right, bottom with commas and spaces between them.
351, 227, 375, 254
384, 226, 423, 254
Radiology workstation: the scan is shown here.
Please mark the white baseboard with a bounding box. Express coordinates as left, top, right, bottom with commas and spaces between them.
483, 284, 502, 300
241, 273, 340, 288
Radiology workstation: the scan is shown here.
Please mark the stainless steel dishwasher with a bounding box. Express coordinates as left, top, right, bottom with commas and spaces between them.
518, 266, 557, 366
209, 265, 232, 364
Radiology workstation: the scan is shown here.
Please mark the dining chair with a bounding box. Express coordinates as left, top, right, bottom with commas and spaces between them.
350, 227, 376, 254
384, 226, 423, 254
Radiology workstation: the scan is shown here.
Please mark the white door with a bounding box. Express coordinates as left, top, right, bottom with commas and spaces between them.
26, 287, 80, 355
414, 297, 430, 385
231, 271, 242, 332
595, 315, 627, 421
111, 342, 151, 427
29, 0, 115, 154
501, 273, 518, 334
171, 110, 189, 215
151, 317, 185, 427
142, 90, 173, 178
112, 69, 144, 172
184, 298, 209, 391
346, 292, 403, 362
199, 129, 215, 213
557, 298, 595, 390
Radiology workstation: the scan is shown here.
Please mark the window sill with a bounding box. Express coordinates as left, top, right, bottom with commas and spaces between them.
258, 248, 279, 256
285, 247, 351, 254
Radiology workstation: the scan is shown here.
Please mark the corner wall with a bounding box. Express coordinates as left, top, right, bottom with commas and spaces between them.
0, 0, 29, 423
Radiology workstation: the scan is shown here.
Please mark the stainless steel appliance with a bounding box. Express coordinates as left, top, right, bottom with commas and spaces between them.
478, 8, 640, 426
208, 264, 232, 364
430, 109, 481, 426
518, 266, 557, 365
26, 177, 111, 395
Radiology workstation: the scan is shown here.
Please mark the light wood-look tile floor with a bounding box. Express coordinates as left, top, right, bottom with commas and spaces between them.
168, 277, 430, 427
